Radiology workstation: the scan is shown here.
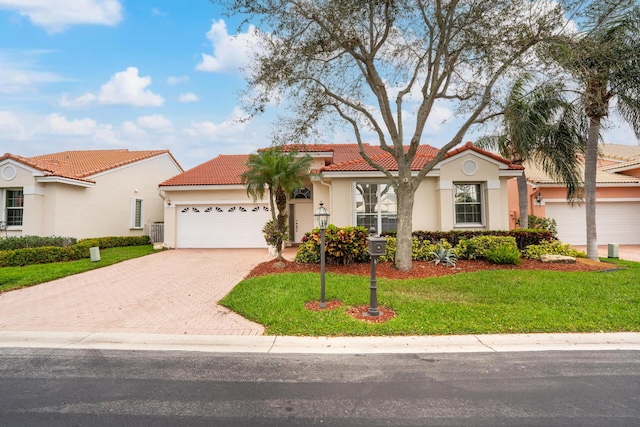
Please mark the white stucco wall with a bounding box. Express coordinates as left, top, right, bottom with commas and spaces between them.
437, 152, 511, 230
1, 154, 181, 239
0, 163, 44, 236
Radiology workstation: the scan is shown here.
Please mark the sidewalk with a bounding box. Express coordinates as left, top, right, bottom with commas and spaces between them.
1, 331, 639, 354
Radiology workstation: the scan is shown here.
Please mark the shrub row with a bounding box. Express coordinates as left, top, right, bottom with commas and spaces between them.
295, 227, 574, 266
382, 229, 553, 251
0, 235, 151, 267
0, 235, 77, 251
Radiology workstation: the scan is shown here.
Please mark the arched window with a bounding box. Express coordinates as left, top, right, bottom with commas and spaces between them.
291, 187, 311, 199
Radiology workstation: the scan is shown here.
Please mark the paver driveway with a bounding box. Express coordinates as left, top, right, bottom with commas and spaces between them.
0, 249, 273, 336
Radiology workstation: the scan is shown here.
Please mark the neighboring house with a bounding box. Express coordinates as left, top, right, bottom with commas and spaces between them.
159, 142, 522, 249
0, 149, 183, 239
507, 143, 640, 245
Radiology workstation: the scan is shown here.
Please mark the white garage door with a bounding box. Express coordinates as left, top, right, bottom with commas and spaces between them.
545, 202, 640, 245
176, 204, 271, 248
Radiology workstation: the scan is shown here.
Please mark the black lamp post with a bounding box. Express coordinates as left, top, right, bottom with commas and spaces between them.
314, 201, 330, 309
366, 228, 387, 317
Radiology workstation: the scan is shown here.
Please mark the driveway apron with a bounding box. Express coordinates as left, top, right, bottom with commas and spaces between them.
0, 249, 272, 336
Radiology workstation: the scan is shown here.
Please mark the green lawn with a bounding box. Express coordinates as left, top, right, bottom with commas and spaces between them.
220, 259, 640, 336
0, 245, 158, 293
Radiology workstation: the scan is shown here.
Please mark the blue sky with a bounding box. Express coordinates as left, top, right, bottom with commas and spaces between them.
0, 1, 638, 170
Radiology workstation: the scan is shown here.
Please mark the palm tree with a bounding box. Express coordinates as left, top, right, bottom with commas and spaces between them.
478, 76, 587, 229
241, 147, 312, 260
548, 2, 640, 260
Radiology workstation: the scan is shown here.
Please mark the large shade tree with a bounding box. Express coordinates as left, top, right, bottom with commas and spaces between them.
241, 147, 312, 260
216, 0, 577, 271
477, 76, 587, 229
547, 0, 640, 260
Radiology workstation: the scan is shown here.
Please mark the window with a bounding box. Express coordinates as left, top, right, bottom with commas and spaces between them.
131, 198, 144, 229
291, 187, 311, 199
6, 189, 23, 227
454, 183, 483, 226
355, 183, 397, 233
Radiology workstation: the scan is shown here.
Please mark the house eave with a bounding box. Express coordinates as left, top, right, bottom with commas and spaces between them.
36, 176, 95, 187
159, 184, 246, 191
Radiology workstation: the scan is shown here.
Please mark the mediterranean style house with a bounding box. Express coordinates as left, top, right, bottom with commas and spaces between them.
0, 149, 182, 239
508, 143, 640, 245
159, 142, 523, 248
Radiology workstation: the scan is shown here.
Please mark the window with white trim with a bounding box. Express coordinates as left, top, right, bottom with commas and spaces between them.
355, 183, 397, 233
131, 198, 144, 229
454, 183, 483, 226
6, 189, 24, 227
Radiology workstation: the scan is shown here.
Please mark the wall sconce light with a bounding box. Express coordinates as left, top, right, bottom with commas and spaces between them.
167, 200, 171, 206
535, 193, 543, 205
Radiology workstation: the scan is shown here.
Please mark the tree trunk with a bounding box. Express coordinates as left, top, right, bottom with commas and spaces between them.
517, 173, 529, 229
394, 180, 415, 272
275, 188, 288, 261
584, 117, 600, 261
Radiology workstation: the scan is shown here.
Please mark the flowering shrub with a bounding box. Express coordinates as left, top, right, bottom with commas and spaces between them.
295, 225, 369, 265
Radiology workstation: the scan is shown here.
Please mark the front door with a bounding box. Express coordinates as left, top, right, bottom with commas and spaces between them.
291, 202, 315, 243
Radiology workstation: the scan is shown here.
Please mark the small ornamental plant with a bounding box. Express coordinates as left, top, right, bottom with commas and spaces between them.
431, 243, 457, 268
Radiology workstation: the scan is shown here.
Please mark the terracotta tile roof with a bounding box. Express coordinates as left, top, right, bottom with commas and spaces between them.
162, 142, 520, 186
524, 160, 640, 185
278, 143, 388, 164
599, 143, 640, 161
600, 159, 640, 173
1, 149, 180, 183
160, 154, 250, 186
321, 142, 521, 172
444, 141, 524, 169
522, 143, 640, 185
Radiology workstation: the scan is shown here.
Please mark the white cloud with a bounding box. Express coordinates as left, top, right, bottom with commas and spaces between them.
184, 107, 249, 139
167, 75, 188, 85
98, 67, 164, 106
179, 92, 199, 103
46, 113, 97, 135
196, 19, 260, 73
61, 67, 164, 108
151, 8, 166, 17
59, 92, 96, 108
136, 114, 173, 133
424, 105, 454, 134
0, 110, 26, 138
121, 121, 146, 139
0, 51, 66, 93
0, 0, 123, 33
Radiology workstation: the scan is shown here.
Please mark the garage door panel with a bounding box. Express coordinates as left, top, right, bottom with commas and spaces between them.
546, 202, 640, 245
177, 204, 270, 248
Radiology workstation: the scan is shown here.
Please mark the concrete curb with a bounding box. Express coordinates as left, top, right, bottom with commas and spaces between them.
1, 331, 639, 354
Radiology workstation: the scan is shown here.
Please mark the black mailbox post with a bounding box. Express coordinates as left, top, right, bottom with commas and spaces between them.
366, 228, 387, 317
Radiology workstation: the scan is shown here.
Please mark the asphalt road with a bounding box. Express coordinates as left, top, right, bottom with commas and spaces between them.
1, 348, 639, 426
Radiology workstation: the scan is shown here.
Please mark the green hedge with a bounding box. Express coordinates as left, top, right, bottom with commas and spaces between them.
383, 229, 552, 251
0, 235, 151, 267
454, 236, 519, 260
296, 228, 559, 265
0, 235, 77, 251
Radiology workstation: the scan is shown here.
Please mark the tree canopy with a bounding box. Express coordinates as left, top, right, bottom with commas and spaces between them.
545, 0, 640, 260
241, 147, 312, 260
215, 0, 594, 270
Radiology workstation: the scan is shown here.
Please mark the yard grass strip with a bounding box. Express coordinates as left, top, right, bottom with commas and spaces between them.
0, 245, 157, 293
220, 259, 640, 336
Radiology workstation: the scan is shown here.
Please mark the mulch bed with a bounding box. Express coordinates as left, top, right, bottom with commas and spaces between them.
247, 257, 617, 323
246, 257, 616, 280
